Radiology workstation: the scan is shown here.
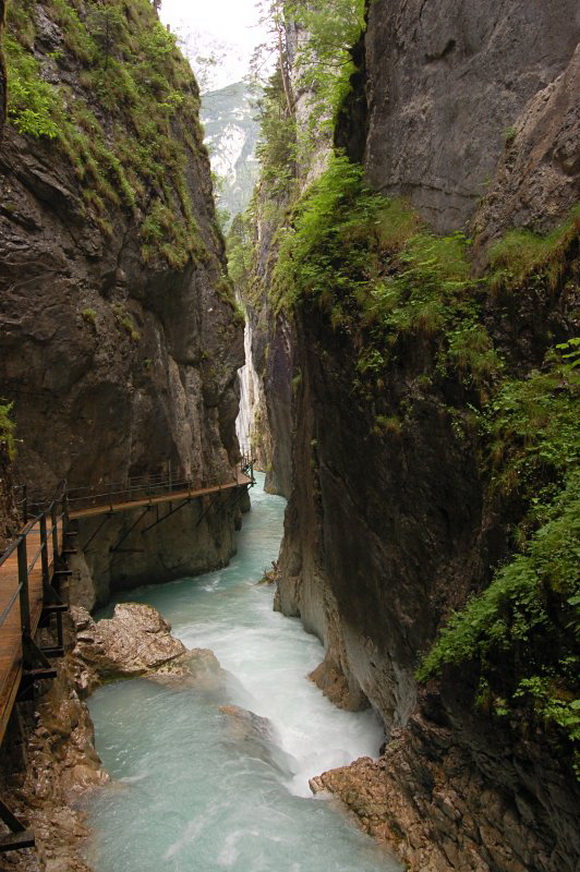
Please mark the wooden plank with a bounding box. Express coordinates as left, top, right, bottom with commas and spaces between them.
0, 587, 23, 746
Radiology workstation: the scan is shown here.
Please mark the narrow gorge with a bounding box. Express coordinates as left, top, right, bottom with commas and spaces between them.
0, 1, 579, 871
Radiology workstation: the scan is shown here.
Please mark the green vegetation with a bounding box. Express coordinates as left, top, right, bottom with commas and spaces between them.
272, 154, 501, 394
4, 34, 59, 138
112, 303, 141, 342
0, 403, 17, 460
417, 471, 580, 772
267, 147, 579, 772
255, 68, 298, 200
5, 0, 208, 268
80, 307, 97, 326
252, 0, 364, 191
286, 0, 365, 134
489, 205, 580, 293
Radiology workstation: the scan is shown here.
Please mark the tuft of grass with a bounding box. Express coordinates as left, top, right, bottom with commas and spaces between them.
489, 205, 580, 293
0, 402, 17, 460
80, 307, 97, 325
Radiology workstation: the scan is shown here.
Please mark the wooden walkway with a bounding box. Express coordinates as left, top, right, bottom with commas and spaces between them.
0, 511, 64, 749
0, 464, 254, 850
0, 464, 254, 746
69, 471, 253, 519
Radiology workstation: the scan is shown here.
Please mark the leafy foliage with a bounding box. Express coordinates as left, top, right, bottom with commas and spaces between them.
5, 0, 209, 268
255, 68, 297, 199
273, 153, 500, 393
287, 0, 365, 132
4, 34, 59, 138
0, 403, 17, 461
417, 471, 580, 772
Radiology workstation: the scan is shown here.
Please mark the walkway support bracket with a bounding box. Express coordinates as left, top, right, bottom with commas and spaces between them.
0, 799, 35, 853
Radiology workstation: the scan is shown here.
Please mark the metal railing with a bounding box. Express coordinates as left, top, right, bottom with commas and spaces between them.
65, 457, 254, 514
0, 481, 68, 745
17, 457, 253, 518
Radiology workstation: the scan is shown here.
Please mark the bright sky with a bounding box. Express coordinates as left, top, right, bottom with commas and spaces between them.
160, 0, 270, 90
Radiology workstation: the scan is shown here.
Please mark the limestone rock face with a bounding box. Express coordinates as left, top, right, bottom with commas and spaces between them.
276, 317, 483, 725
364, 0, 580, 233
310, 693, 580, 872
0, 125, 243, 494
473, 43, 580, 254
0, 4, 244, 499
249, 304, 293, 497
69, 488, 243, 610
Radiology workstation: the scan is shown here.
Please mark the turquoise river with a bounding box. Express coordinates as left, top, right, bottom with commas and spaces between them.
83, 474, 403, 872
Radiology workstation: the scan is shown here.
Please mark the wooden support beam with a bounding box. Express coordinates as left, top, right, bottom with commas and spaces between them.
0, 828, 35, 852
0, 799, 35, 853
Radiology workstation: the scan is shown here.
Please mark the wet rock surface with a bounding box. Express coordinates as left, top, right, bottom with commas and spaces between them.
310, 697, 580, 872
0, 601, 228, 871
70, 602, 228, 690
364, 0, 580, 233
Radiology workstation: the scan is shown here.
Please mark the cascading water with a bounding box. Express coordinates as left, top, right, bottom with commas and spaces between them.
82, 475, 403, 872
235, 315, 261, 456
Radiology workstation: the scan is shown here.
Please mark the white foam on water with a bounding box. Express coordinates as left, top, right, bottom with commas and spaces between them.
84, 475, 403, 872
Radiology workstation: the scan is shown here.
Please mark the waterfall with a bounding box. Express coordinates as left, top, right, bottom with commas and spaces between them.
236, 315, 261, 456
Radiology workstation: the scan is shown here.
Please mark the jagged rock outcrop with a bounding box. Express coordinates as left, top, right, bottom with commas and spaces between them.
0, 601, 223, 872
474, 43, 580, 254
311, 690, 580, 872
70, 602, 225, 692
364, 0, 580, 234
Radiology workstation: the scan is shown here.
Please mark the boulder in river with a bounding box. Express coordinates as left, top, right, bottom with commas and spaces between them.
70, 603, 225, 693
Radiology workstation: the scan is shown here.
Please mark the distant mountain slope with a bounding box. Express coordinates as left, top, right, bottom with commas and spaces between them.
201, 81, 260, 222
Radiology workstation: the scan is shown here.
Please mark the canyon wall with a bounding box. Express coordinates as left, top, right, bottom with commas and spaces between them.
0, 4, 249, 868
270, 0, 579, 868
364, 0, 580, 234
0, 0, 247, 604
0, 0, 243, 500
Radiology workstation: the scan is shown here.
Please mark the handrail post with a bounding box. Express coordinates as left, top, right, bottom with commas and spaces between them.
40, 514, 50, 587
17, 536, 31, 638
51, 502, 59, 563
62, 483, 69, 537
